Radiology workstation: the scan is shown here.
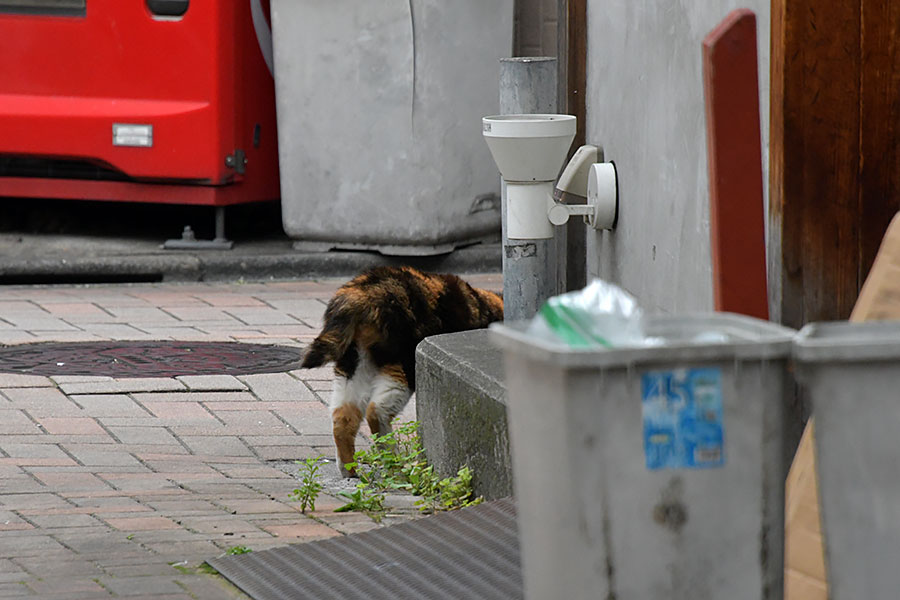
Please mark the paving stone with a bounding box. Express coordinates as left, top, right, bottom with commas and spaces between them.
174, 573, 251, 600
0, 493, 70, 511
175, 516, 262, 537
97, 575, 186, 597
242, 434, 334, 447
60, 379, 186, 395
258, 519, 341, 540
73, 394, 151, 417
0, 533, 70, 558
212, 410, 288, 430
0, 443, 69, 460
273, 404, 333, 435
63, 446, 141, 467
196, 294, 265, 308
35, 417, 105, 435
160, 306, 233, 322
236, 373, 316, 403
98, 473, 180, 492
139, 401, 218, 423
0, 511, 33, 533
97, 417, 168, 428
141, 499, 223, 516
175, 375, 247, 392
11, 557, 97, 577
0, 411, 40, 435
0, 332, 38, 345
214, 464, 289, 480
24, 513, 102, 529
107, 427, 181, 446
102, 561, 189, 578
252, 446, 320, 460
4, 388, 84, 418
0, 375, 53, 388
212, 498, 298, 515
261, 298, 326, 321
0, 582, 33, 597
41, 302, 117, 323
67, 496, 150, 512
104, 516, 180, 531
105, 307, 182, 326
177, 437, 253, 457
31, 471, 114, 492
135, 393, 255, 408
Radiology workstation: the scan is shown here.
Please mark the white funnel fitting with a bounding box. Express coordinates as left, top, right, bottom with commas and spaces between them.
483, 114, 576, 239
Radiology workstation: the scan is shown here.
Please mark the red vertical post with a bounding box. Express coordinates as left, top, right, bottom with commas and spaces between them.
703, 9, 770, 320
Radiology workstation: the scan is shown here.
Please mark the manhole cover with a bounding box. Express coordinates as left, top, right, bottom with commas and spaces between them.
0, 341, 305, 378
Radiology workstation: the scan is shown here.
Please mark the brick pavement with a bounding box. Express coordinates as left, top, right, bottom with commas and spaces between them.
0, 274, 501, 599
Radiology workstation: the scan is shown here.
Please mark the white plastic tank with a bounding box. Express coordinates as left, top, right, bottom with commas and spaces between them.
272, 0, 513, 255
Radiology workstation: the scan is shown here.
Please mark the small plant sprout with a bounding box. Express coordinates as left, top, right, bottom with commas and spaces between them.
289, 455, 325, 513
226, 545, 252, 556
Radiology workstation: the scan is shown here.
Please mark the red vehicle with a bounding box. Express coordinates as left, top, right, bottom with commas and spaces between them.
0, 0, 280, 241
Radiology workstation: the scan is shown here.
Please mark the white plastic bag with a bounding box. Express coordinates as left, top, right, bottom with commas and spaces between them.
527, 279, 645, 348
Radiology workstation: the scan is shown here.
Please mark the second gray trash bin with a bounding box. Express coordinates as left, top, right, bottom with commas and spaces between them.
794, 321, 900, 599
491, 313, 795, 600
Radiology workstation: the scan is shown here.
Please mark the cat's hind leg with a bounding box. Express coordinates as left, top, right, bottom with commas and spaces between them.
365, 364, 413, 438
330, 376, 362, 478
330, 346, 376, 477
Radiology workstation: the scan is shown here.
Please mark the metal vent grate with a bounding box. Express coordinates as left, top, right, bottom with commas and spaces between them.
208, 498, 522, 600
0, 155, 130, 182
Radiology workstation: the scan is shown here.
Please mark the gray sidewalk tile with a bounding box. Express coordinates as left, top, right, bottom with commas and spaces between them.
133, 391, 253, 403
175, 375, 246, 392
58, 380, 176, 395
97, 574, 187, 597
0, 375, 53, 388
72, 394, 151, 417
0, 411, 41, 435
106, 426, 182, 446
177, 437, 253, 457
237, 372, 317, 402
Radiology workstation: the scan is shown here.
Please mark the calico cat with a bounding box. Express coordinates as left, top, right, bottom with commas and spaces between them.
301, 266, 504, 476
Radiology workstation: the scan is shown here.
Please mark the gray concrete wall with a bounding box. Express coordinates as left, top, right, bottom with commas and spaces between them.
585, 1, 770, 314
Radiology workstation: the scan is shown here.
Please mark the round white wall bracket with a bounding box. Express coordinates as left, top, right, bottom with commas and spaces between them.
546, 161, 619, 230
586, 162, 618, 230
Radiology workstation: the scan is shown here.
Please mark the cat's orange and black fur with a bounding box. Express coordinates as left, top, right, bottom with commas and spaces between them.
301, 266, 503, 476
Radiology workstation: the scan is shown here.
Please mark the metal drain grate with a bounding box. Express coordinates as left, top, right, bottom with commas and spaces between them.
208, 498, 522, 600
0, 341, 304, 378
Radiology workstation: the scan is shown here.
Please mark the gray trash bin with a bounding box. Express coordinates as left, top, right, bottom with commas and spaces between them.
271, 0, 513, 255
491, 313, 795, 600
794, 321, 900, 599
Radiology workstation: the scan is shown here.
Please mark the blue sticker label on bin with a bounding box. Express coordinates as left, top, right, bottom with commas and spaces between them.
641, 368, 724, 470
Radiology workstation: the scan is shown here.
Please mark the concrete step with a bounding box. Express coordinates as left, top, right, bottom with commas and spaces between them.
415, 329, 512, 501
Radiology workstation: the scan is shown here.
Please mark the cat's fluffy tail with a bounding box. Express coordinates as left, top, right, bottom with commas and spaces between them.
300, 295, 362, 369
299, 336, 331, 369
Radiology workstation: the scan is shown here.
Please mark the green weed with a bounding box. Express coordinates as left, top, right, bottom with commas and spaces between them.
289, 455, 325, 513
337, 420, 482, 519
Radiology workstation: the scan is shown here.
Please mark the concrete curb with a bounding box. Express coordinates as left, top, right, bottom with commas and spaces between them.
415, 329, 513, 501
0, 237, 501, 283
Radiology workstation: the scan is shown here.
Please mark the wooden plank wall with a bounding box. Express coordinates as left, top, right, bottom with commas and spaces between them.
771, 0, 900, 328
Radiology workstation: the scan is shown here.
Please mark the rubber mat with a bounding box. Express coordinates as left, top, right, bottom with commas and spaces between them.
208, 497, 522, 600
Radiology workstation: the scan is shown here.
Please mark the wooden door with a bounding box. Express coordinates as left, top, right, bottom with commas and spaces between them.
770, 0, 900, 328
